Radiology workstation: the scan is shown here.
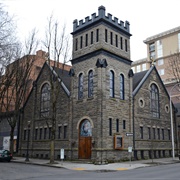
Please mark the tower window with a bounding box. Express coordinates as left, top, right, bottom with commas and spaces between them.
120, 37, 123, 50
110, 32, 113, 45
85, 34, 88, 47
91, 31, 93, 44
75, 38, 78, 51
88, 70, 93, 98
78, 73, 83, 99
109, 70, 114, 97
105, 29, 108, 43
116, 119, 119, 132
80, 36, 83, 49
120, 74, 124, 100
109, 118, 112, 136
125, 39, 128, 52
96, 29, 99, 42
115, 34, 118, 47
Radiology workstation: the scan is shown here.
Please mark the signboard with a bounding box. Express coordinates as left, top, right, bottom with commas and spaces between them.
126, 132, 133, 136
128, 147, 132, 153
60, 149, 64, 159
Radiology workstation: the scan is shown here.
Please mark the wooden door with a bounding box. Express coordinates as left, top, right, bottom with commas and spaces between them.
79, 119, 92, 159
79, 136, 92, 159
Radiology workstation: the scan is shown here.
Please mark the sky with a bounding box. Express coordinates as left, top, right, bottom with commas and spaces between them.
1, 0, 180, 61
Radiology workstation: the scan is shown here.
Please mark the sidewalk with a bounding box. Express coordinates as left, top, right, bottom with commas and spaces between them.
11, 156, 180, 171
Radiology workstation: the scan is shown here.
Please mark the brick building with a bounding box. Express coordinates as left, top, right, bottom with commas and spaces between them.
3, 6, 178, 162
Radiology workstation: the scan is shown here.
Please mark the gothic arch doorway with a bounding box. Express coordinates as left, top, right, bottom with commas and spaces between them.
78, 119, 92, 159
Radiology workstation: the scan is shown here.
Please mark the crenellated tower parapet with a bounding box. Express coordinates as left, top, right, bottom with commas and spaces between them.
72, 6, 130, 35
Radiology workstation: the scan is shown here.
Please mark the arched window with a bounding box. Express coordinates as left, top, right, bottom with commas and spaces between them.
110, 70, 114, 97
120, 74, 124, 100
150, 84, 160, 118
88, 70, 93, 98
78, 73, 83, 99
41, 83, 50, 117
80, 119, 92, 137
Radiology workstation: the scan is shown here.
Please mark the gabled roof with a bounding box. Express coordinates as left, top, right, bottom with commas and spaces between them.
132, 65, 170, 98
48, 64, 71, 96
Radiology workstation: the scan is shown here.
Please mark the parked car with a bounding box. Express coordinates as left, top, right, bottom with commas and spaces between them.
0, 150, 12, 162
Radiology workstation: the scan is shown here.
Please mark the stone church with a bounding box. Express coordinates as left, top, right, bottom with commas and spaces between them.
18, 6, 178, 163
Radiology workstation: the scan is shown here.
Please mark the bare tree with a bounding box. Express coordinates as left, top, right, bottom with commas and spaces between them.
43, 14, 71, 164
0, 3, 18, 76
168, 52, 180, 83
0, 29, 38, 154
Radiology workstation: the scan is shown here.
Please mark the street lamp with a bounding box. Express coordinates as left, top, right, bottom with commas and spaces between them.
169, 83, 180, 160
25, 121, 31, 162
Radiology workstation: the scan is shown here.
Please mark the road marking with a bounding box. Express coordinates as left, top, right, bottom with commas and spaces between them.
116, 168, 128, 170
73, 168, 86, 170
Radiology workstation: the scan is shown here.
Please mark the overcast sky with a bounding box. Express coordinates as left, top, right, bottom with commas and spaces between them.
1, 0, 180, 61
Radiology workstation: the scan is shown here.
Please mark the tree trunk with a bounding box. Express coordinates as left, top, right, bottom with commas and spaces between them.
50, 139, 55, 164
10, 126, 14, 155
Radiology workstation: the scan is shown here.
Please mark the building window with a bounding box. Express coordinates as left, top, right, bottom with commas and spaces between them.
115, 34, 118, 47
148, 127, 151, 139
158, 69, 164, 76
96, 29, 99, 42
178, 33, 180, 52
75, 38, 78, 51
91, 31, 93, 44
153, 128, 156, 139
41, 83, 50, 117
110, 32, 113, 45
105, 29, 108, 42
136, 65, 140, 73
125, 39, 128, 52
58, 126, 61, 139
78, 73, 83, 99
131, 67, 135, 73
150, 84, 160, 118
88, 70, 93, 98
116, 119, 119, 133
157, 40, 163, 58
140, 126, 143, 139
142, 63, 146, 71
109, 118, 112, 136
35, 129, 38, 140
85, 34, 88, 47
39, 128, 42, 140
80, 36, 83, 49
157, 128, 160, 140
123, 120, 126, 129
149, 43, 155, 51
120, 37, 123, 50
158, 59, 164, 66
109, 70, 114, 97
120, 74, 124, 100
162, 129, 164, 140
44, 128, 47, 139
149, 42, 155, 60
64, 126, 67, 139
